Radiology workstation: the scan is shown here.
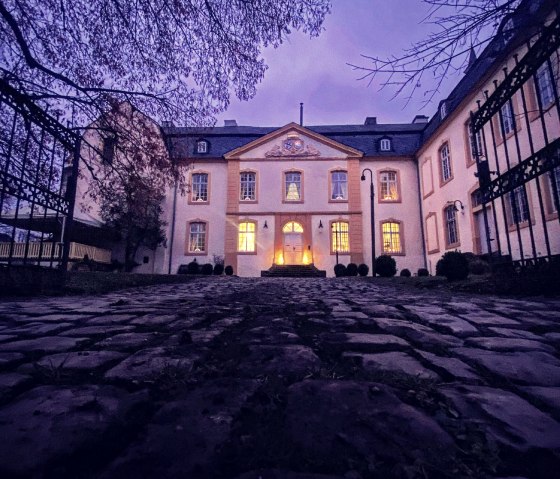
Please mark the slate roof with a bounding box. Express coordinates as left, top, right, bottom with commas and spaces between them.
163, 123, 425, 160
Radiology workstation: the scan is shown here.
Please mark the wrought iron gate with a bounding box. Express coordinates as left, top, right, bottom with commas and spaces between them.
471, 15, 560, 269
0, 78, 80, 272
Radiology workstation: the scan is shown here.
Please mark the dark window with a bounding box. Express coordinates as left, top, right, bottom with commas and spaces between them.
102, 136, 116, 164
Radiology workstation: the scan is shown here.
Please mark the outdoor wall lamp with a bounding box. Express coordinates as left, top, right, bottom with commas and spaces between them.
453, 200, 465, 212
318, 220, 323, 229
263, 220, 268, 229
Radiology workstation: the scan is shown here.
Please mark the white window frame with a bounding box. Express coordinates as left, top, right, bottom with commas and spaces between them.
188, 222, 206, 253
285, 171, 302, 201
380, 170, 399, 201
440, 143, 452, 182
508, 186, 529, 224
197, 140, 208, 154
331, 221, 350, 254
380, 138, 391, 151
331, 170, 348, 200
191, 173, 209, 202
535, 63, 555, 107
381, 221, 402, 254
445, 206, 459, 246
500, 101, 515, 136
467, 121, 484, 162
240, 172, 256, 201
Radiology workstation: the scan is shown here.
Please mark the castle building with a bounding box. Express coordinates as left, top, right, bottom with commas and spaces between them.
69, 0, 559, 277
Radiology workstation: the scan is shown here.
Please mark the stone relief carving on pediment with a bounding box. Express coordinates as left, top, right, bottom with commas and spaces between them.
264, 135, 321, 157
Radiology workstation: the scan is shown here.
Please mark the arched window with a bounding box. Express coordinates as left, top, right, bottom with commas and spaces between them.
282, 221, 304, 233
444, 205, 459, 247
381, 221, 403, 254
238, 221, 256, 252
331, 221, 349, 253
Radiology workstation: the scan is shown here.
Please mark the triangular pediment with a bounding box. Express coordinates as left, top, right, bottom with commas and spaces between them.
224, 123, 363, 160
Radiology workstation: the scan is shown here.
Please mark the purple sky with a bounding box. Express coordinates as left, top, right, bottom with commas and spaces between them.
216, 0, 465, 128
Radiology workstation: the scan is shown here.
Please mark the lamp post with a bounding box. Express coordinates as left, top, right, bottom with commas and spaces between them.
361, 168, 375, 276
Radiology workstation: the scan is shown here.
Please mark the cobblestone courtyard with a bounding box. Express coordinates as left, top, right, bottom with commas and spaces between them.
0, 278, 559, 478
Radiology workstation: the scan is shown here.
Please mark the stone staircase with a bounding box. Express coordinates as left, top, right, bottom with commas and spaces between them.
261, 264, 327, 278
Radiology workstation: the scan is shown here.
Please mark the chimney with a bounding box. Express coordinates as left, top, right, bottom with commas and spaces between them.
364, 117, 377, 125
412, 115, 429, 124
224, 119, 237, 127
300, 103, 304, 126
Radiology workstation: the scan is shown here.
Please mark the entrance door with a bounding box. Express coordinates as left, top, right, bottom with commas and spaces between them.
474, 208, 495, 254
283, 222, 304, 264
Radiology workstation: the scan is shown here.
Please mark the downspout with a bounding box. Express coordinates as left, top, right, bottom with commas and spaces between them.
415, 157, 428, 270
168, 182, 178, 275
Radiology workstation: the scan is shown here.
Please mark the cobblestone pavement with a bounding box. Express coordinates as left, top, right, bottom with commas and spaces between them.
1, 278, 560, 479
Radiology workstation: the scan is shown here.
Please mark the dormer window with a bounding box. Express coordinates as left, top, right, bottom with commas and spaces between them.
196, 140, 208, 154
502, 17, 515, 44
380, 138, 392, 152
440, 102, 448, 119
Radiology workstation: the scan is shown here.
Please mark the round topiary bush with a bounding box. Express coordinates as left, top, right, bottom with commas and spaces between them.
213, 263, 224, 275
224, 265, 234, 276
201, 263, 213, 275
334, 263, 347, 277
375, 255, 396, 277
417, 268, 429, 277
186, 260, 199, 275
437, 251, 469, 281
346, 263, 358, 276
400, 268, 411, 277
357, 263, 369, 276
469, 259, 489, 275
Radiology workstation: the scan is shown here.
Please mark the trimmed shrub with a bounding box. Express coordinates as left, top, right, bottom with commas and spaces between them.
469, 259, 490, 275
357, 263, 369, 277
346, 263, 358, 276
400, 268, 411, 277
417, 268, 429, 277
437, 251, 469, 281
334, 264, 347, 277
186, 260, 199, 275
375, 255, 396, 277
201, 263, 213, 275
213, 263, 224, 275
224, 265, 234, 276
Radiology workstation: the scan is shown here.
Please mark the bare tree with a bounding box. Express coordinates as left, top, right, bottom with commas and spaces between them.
351, 0, 523, 107
1, 0, 331, 125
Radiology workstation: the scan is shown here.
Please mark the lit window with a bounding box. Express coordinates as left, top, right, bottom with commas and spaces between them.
440, 102, 447, 119
500, 101, 515, 136
240, 172, 256, 201
238, 221, 256, 252
380, 138, 391, 151
440, 143, 452, 182
192, 173, 208, 202
380, 171, 399, 201
282, 221, 304, 233
382, 221, 402, 254
188, 222, 206, 252
331, 221, 349, 253
535, 63, 555, 107
197, 140, 208, 154
331, 171, 347, 200
285, 172, 302, 201
508, 186, 529, 223
445, 205, 459, 246
467, 121, 484, 162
